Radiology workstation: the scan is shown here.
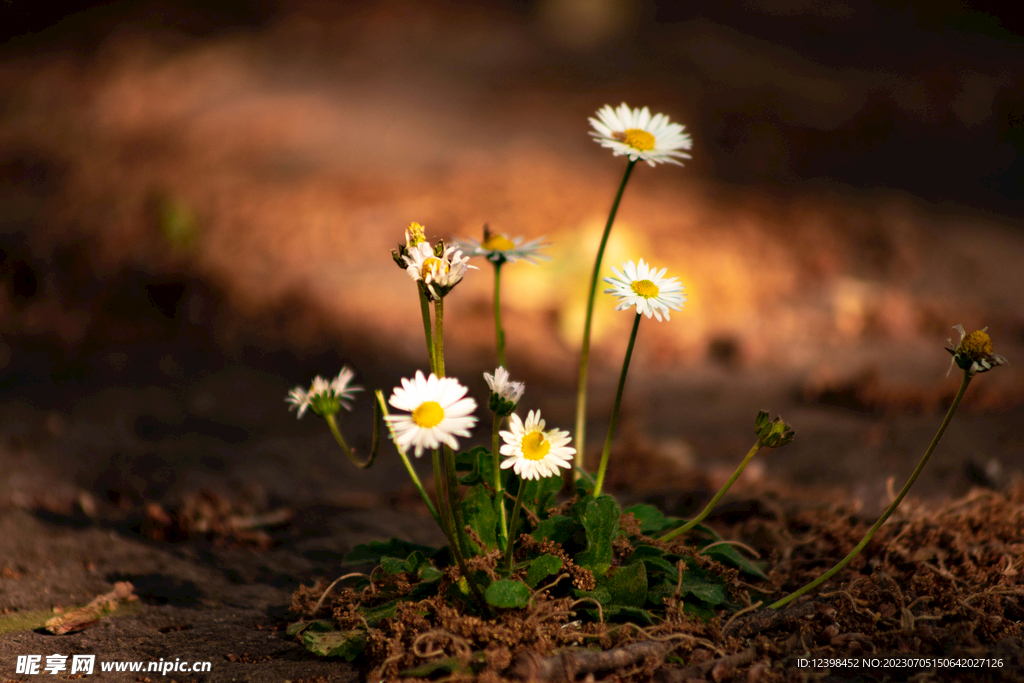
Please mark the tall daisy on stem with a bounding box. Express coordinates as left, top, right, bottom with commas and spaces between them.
499, 409, 575, 570
593, 259, 685, 497
484, 366, 525, 550
458, 225, 549, 368
768, 326, 1007, 610
574, 104, 692, 480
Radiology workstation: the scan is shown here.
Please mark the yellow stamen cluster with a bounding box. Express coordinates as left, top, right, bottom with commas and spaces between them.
960, 330, 994, 359
406, 222, 426, 246
614, 128, 656, 151
482, 234, 515, 251
412, 401, 444, 428
521, 431, 551, 461
631, 279, 660, 298
422, 257, 449, 277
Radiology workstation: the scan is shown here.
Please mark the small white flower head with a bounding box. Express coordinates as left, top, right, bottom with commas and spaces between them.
403, 241, 476, 300
457, 225, 551, 266
946, 325, 1008, 377
484, 366, 525, 416
386, 371, 478, 457
499, 410, 575, 481
589, 103, 693, 167
286, 366, 362, 419
603, 259, 686, 322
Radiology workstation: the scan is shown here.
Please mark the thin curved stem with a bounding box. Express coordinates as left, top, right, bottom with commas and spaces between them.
768, 369, 974, 610
374, 390, 439, 525
573, 159, 637, 481
505, 481, 529, 572
322, 409, 379, 471
493, 262, 506, 368
594, 311, 641, 498
492, 415, 508, 551
660, 440, 762, 543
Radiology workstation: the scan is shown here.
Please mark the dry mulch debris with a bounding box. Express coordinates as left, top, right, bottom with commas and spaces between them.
292, 480, 1024, 681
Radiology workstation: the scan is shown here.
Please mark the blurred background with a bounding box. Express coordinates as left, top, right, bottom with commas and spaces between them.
1, 0, 1022, 525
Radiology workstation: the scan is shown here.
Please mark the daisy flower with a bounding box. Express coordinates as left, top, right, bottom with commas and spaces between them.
484, 366, 525, 415
386, 371, 478, 456
603, 259, 686, 321
285, 366, 362, 418
457, 230, 550, 265
946, 325, 1008, 377
403, 241, 476, 300
499, 410, 575, 480
589, 103, 693, 167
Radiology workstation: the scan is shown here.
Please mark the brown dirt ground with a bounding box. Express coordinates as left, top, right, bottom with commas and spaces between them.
2, 2, 1023, 681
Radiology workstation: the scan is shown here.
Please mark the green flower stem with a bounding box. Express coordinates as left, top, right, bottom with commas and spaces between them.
444, 444, 473, 558
419, 288, 435, 373
493, 261, 506, 368
434, 297, 445, 378
433, 447, 491, 617
573, 158, 637, 481
492, 415, 508, 551
323, 412, 377, 470
505, 480, 529, 572
374, 390, 439, 526
768, 369, 974, 610
660, 440, 762, 543
593, 311, 641, 498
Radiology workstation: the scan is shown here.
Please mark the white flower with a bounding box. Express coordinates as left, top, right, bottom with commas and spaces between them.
484, 366, 525, 411
603, 259, 686, 322
499, 410, 575, 481
403, 242, 476, 300
589, 103, 692, 167
285, 386, 312, 418
946, 325, 1008, 377
456, 232, 550, 265
386, 371, 478, 456
286, 366, 362, 419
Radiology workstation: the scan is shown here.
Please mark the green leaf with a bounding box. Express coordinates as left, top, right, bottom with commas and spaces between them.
646, 579, 678, 606
302, 628, 366, 660
532, 515, 577, 545
525, 554, 564, 588
417, 566, 444, 583
623, 504, 674, 534
456, 446, 493, 486
461, 484, 499, 553
678, 569, 727, 606
380, 556, 410, 574
400, 657, 465, 677
485, 579, 531, 609
360, 600, 398, 626
681, 601, 715, 620
573, 586, 611, 605
523, 475, 563, 520
343, 539, 437, 566
604, 561, 647, 608
701, 544, 769, 580
286, 619, 334, 637
601, 604, 655, 625
572, 495, 620, 575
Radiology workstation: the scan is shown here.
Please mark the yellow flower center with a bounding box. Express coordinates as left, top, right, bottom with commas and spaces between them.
631, 279, 660, 298
961, 330, 994, 358
521, 431, 550, 461
422, 257, 449, 278
616, 128, 656, 151
406, 222, 426, 245
481, 234, 515, 251
412, 401, 444, 428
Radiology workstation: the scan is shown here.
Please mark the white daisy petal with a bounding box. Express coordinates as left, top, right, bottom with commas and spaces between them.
498, 409, 575, 481
602, 258, 687, 322
590, 102, 692, 167
385, 371, 478, 457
